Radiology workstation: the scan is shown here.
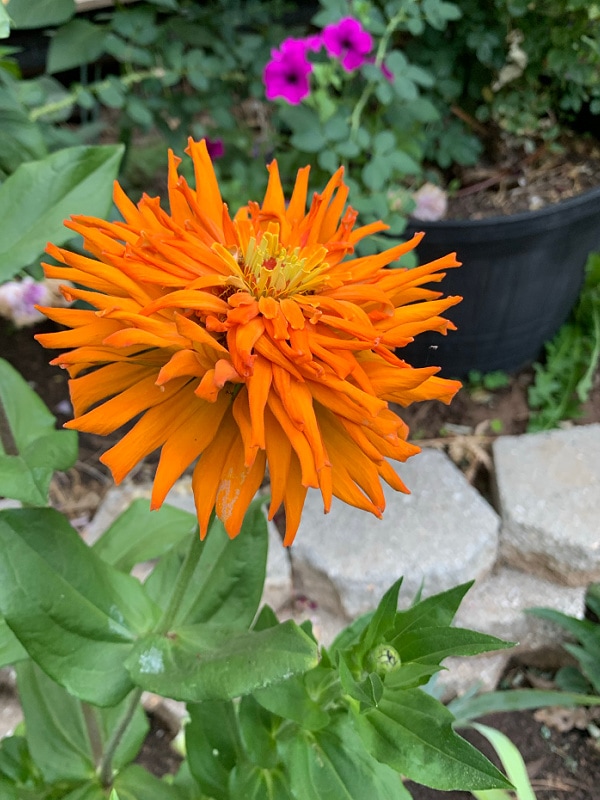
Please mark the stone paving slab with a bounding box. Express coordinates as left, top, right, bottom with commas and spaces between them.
494, 424, 600, 586
290, 449, 500, 618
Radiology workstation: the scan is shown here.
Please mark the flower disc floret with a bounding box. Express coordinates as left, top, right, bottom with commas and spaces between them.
36, 139, 462, 545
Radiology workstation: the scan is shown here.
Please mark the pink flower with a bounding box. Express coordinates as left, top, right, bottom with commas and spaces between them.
263, 38, 313, 104
322, 17, 373, 71
411, 183, 448, 221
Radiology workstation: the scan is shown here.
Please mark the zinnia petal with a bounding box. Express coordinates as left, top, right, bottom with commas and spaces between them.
37, 139, 462, 545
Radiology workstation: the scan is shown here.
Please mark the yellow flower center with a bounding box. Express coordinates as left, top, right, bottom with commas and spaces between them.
239, 230, 330, 300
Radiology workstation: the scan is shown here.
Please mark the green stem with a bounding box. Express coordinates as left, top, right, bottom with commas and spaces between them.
156, 533, 201, 634
0, 394, 18, 456
98, 687, 143, 788
29, 67, 169, 122
98, 529, 205, 786
82, 703, 104, 769
349, 11, 405, 136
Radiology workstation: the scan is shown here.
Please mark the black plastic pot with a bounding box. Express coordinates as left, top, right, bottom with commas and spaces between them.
401, 185, 600, 377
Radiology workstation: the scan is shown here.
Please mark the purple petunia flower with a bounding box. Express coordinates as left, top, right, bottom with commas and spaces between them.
263, 38, 313, 104
322, 17, 373, 71
205, 137, 225, 159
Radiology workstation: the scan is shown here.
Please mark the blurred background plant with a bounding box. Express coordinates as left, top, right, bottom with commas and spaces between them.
3, 0, 600, 244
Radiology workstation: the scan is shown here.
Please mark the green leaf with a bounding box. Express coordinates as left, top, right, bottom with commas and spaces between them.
125, 620, 318, 702
0, 95, 48, 174
62, 783, 107, 800
15, 661, 147, 784
0, 359, 78, 505
229, 763, 290, 800
16, 660, 93, 782
339, 656, 381, 709
185, 49, 209, 91
391, 627, 512, 665
0, 735, 35, 786
290, 128, 327, 153
353, 688, 511, 791
393, 582, 474, 637
360, 578, 402, 653
448, 688, 600, 727
0, 5, 11, 38
472, 724, 533, 800
0, 145, 124, 281
146, 502, 268, 629
238, 696, 279, 768
47, 20, 107, 74
186, 700, 239, 800
0, 507, 160, 706
5, 0, 75, 29
253, 676, 330, 730
113, 764, 182, 800
0, 618, 27, 668
281, 716, 404, 800
92, 498, 197, 572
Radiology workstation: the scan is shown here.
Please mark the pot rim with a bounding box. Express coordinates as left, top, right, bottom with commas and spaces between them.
407, 183, 600, 234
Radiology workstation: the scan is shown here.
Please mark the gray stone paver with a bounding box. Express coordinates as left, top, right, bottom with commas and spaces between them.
290, 449, 499, 618
494, 424, 600, 585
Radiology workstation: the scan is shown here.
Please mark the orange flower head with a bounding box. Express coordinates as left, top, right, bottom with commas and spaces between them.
36, 140, 461, 545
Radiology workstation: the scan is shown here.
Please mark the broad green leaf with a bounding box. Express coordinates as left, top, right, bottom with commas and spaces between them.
0, 618, 27, 668
125, 620, 318, 702
92, 498, 197, 572
238, 696, 279, 768
563, 642, 600, 694
383, 662, 442, 691
0, 145, 124, 281
353, 688, 511, 791
145, 501, 268, 629
0, 736, 34, 785
15, 669, 145, 789
62, 784, 106, 800
47, 20, 107, 74
113, 764, 182, 800
186, 700, 239, 800
0, 102, 48, 174
281, 716, 404, 800
0, 358, 78, 505
16, 660, 94, 782
449, 688, 600, 726
253, 676, 330, 730
391, 627, 512, 665
0, 507, 161, 705
6, 0, 75, 28
229, 762, 290, 800
393, 582, 474, 638
472, 724, 533, 800
329, 612, 373, 654
339, 656, 381, 709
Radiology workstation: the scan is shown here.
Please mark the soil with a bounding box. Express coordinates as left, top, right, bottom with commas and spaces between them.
441, 132, 600, 220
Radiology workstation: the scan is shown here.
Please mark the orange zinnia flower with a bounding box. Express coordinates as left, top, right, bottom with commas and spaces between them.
36, 140, 461, 545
